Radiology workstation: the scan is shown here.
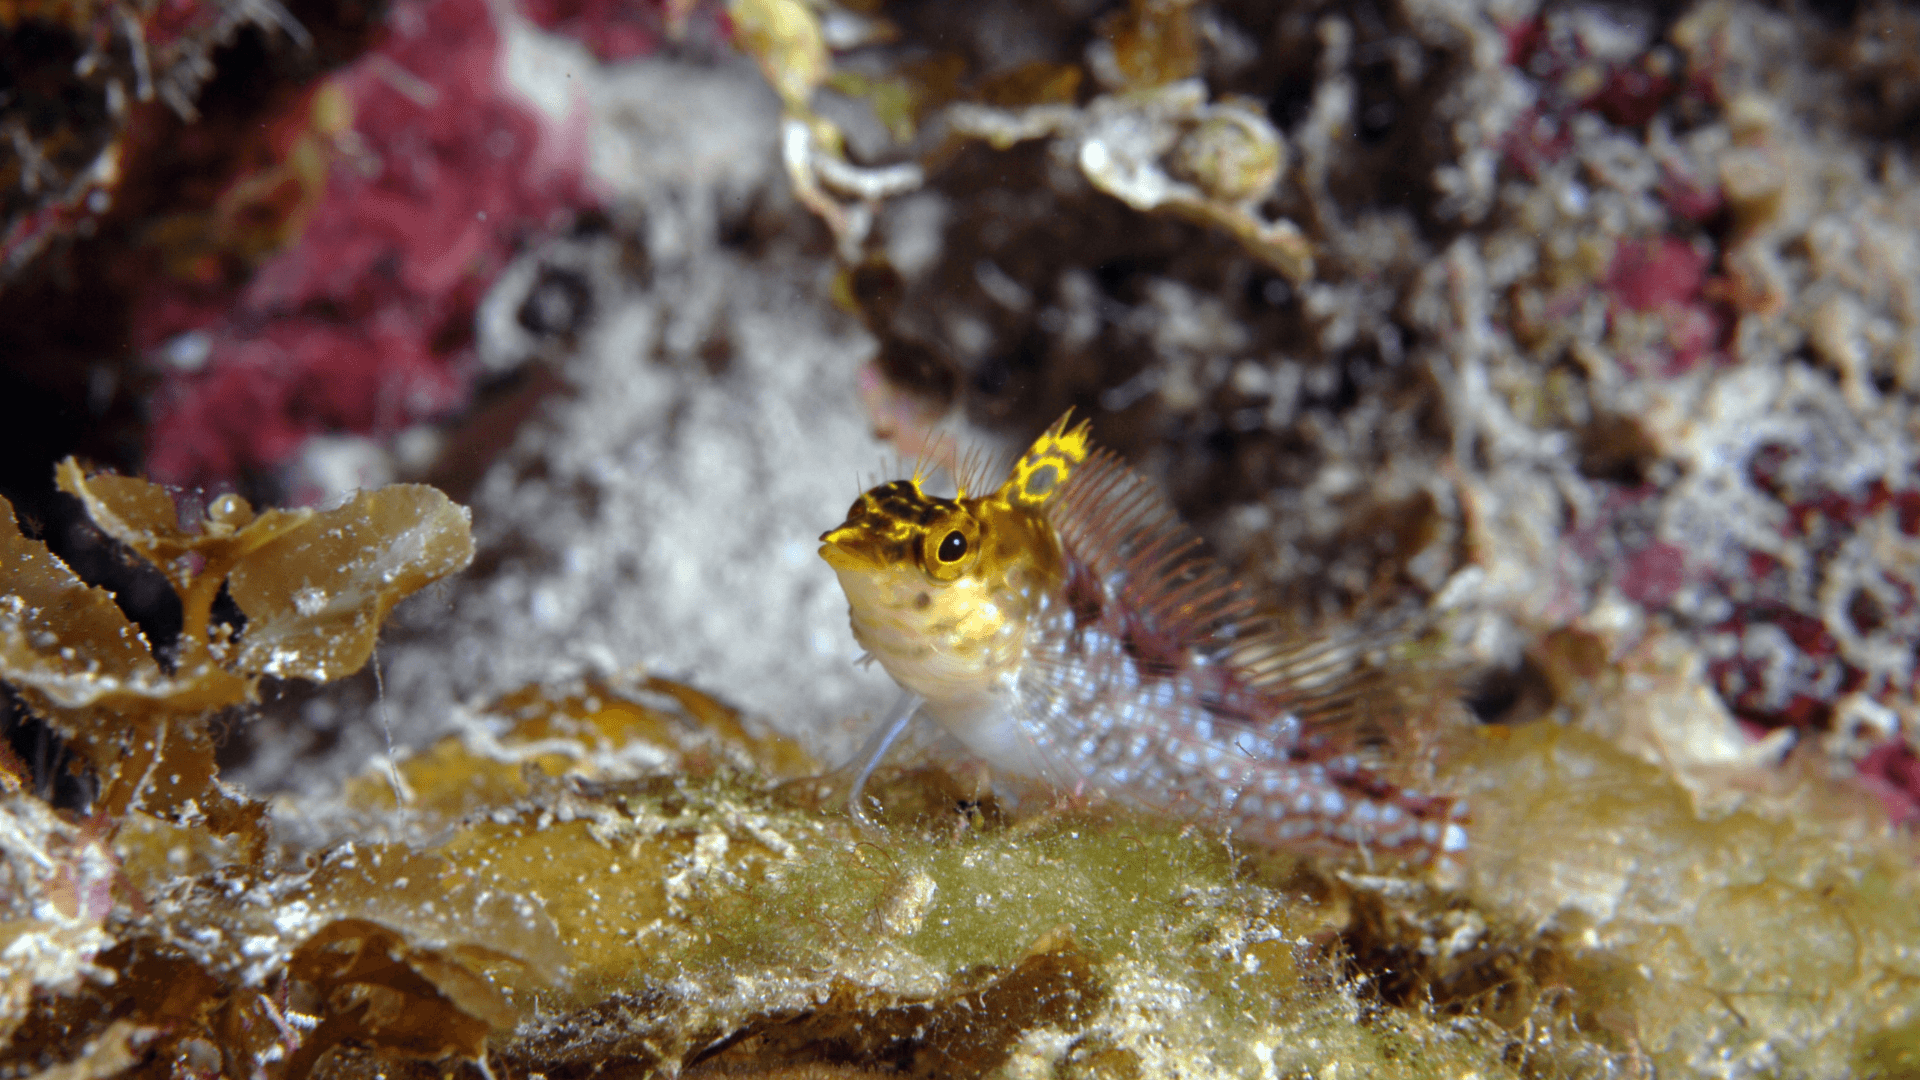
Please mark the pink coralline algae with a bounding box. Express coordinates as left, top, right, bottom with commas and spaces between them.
1507, 13, 1707, 122
1619, 542, 1688, 609
1584, 62, 1679, 128
138, 0, 595, 498
1499, 106, 1574, 182
1858, 741, 1920, 826
517, 0, 656, 62
1485, 10, 1919, 823
1496, 15, 1700, 182
1657, 163, 1725, 224
1606, 237, 1707, 314
1700, 469, 1920, 732
1606, 237, 1727, 375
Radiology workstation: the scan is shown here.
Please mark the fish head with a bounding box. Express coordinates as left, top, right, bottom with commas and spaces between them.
820, 476, 1056, 706
819, 479, 978, 581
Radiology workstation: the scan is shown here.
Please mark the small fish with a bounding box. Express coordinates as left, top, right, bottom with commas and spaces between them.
819, 413, 1464, 859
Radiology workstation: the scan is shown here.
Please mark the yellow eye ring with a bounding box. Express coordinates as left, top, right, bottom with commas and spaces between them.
921, 516, 979, 581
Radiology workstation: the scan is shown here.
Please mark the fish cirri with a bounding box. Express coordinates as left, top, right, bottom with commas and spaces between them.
819, 413, 1465, 860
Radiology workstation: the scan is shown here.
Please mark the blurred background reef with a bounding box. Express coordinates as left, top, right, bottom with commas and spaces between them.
2, 0, 1920, 1075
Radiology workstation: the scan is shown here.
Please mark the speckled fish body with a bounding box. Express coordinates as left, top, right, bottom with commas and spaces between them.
821, 415, 1463, 860
1008, 562, 1461, 856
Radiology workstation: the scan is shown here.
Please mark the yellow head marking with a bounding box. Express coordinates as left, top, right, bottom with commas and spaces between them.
820, 422, 1085, 712
819, 479, 976, 580
1004, 411, 1092, 508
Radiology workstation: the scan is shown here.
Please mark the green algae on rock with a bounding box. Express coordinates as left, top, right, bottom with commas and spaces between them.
11, 651, 1920, 1080
394, 690, 1521, 1080
6, 464, 1920, 1080
269, 672, 1917, 1080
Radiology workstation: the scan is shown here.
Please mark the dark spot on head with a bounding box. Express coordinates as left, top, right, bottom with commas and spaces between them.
870, 482, 939, 523
914, 592, 932, 611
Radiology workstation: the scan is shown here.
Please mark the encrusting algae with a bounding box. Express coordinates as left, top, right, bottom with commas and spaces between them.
820, 413, 1464, 861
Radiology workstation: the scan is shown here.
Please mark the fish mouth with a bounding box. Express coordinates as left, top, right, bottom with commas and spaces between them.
818, 539, 862, 572
818, 524, 873, 572
820, 515, 922, 574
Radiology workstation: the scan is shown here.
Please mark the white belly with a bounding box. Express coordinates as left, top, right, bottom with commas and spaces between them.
919, 688, 1054, 779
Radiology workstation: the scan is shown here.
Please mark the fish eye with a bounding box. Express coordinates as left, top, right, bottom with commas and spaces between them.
920, 515, 977, 581
936, 530, 968, 562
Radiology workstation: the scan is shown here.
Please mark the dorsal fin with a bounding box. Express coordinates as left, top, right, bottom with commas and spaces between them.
1042, 447, 1437, 747
952, 439, 1012, 500
1222, 607, 1440, 749
1002, 412, 1093, 508
1044, 448, 1259, 649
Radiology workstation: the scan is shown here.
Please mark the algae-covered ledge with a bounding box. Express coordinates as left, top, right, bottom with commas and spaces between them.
0, 460, 1917, 1080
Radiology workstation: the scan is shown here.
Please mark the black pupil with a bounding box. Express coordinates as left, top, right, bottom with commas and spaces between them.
937, 530, 968, 562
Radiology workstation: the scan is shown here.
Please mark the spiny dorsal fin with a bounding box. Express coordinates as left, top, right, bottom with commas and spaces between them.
1042, 445, 1442, 749
1045, 447, 1258, 649
1003, 412, 1093, 508
953, 439, 1012, 500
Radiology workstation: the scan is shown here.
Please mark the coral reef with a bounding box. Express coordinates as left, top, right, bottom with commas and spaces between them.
5, 0, 1920, 1074
133, 0, 597, 502
721, 0, 1920, 812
